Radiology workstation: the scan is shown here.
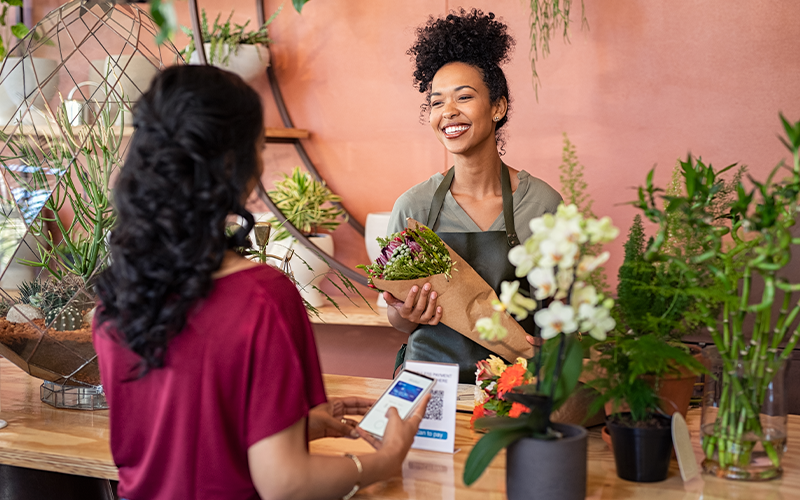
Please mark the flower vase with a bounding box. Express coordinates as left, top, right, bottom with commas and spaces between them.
701, 348, 787, 481
505, 423, 587, 500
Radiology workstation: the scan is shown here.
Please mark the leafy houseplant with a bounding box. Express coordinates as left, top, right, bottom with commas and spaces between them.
467, 203, 619, 499
180, 8, 279, 67
588, 334, 704, 482
635, 115, 800, 481
266, 166, 347, 308
0, 0, 29, 61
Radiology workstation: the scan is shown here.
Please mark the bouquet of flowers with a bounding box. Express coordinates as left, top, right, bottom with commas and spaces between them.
471, 355, 534, 429
359, 218, 534, 362
357, 223, 454, 286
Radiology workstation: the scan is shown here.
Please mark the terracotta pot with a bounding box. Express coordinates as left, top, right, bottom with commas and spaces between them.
596, 344, 704, 418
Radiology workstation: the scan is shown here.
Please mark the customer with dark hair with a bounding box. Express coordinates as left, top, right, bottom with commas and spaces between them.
387, 9, 563, 383
94, 65, 426, 500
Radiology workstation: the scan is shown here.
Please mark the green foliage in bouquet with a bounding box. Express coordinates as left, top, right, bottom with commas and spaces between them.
588, 335, 704, 422
267, 167, 346, 241
635, 114, 800, 473
357, 224, 453, 287
180, 7, 280, 65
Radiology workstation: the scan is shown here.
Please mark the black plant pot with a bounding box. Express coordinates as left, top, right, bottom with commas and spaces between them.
606, 413, 673, 482
506, 423, 587, 500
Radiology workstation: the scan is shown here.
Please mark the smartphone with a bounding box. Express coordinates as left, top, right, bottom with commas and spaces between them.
357, 369, 436, 439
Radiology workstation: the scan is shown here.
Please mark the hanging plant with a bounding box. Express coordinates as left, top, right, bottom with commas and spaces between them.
528, 0, 587, 98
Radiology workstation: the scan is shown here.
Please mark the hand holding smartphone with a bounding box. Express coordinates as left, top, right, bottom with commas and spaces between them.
357, 370, 435, 439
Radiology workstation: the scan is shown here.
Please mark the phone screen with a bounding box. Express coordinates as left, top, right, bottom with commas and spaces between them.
358, 370, 435, 438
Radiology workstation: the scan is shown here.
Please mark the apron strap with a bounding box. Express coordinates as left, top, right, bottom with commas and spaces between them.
427, 164, 519, 247
427, 167, 455, 228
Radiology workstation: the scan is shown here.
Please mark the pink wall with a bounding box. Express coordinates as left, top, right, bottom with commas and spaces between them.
33, 0, 800, 296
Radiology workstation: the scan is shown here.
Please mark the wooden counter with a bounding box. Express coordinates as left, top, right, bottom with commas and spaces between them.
2, 357, 800, 498
309, 300, 391, 327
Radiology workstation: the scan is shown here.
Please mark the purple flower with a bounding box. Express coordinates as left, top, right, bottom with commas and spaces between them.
405, 236, 422, 255
376, 238, 402, 266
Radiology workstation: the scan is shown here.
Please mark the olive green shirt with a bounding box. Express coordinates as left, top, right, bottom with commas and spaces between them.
388, 170, 562, 241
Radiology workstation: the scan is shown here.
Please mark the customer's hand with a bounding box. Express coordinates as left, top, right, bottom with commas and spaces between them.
357, 394, 431, 476
307, 397, 375, 441
384, 283, 443, 326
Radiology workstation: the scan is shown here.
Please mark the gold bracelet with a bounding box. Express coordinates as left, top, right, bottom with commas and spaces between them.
342, 453, 363, 500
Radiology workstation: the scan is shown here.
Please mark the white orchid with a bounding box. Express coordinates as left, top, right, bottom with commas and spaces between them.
577, 302, 616, 341
529, 212, 555, 236
528, 266, 556, 300
577, 251, 610, 279
508, 244, 536, 277
539, 238, 579, 270
586, 216, 619, 244
477, 312, 508, 341
571, 282, 598, 308
555, 268, 575, 300
534, 301, 578, 339
498, 281, 537, 321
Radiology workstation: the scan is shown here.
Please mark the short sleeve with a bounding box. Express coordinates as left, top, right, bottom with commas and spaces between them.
244, 273, 326, 447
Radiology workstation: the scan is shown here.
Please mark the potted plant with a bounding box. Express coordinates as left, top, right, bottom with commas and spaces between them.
266, 166, 346, 308
588, 334, 704, 482
181, 8, 280, 81
634, 114, 800, 481
465, 203, 619, 499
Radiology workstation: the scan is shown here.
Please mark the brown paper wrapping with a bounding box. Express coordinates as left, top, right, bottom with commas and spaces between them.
372, 218, 533, 363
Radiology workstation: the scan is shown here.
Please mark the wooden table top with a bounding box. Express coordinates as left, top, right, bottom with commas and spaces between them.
309, 300, 392, 327
2, 356, 800, 498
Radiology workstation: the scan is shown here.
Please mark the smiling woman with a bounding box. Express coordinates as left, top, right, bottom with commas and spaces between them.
385, 8, 563, 383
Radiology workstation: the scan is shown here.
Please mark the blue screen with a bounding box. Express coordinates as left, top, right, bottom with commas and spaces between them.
389, 380, 423, 402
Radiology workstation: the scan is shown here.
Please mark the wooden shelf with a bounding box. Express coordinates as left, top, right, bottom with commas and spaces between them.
309, 300, 391, 327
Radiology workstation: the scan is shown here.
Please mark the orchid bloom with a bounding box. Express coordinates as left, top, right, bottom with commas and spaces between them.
585, 216, 619, 244
534, 301, 578, 339
508, 243, 536, 277
498, 281, 537, 321
528, 266, 556, 300
538, 238, 579, 270
576, 251, 610, 279
477, 312, 508, 341
577, 302, 616, 341
571, 282, 598, 308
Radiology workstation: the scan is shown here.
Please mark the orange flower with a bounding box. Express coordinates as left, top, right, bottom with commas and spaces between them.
497, 363, 527, 397
470, 404, 486, 429
509, 402, 531, 418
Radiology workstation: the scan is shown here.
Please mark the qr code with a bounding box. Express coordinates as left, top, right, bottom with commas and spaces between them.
424, 390, 444, 421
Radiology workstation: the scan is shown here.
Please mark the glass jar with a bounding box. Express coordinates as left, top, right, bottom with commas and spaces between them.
701, 347, 787, 481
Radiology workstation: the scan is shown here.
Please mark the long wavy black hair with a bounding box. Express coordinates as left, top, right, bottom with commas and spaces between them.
408, 8, 515, 149
95, 65, 263, 372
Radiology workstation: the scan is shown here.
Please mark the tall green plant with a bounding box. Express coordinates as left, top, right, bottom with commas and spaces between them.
558, 133, 609, 295
635, 114, 800, 475
0, 103, 121, 283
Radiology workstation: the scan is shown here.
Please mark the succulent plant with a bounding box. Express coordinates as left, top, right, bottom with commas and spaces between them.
46, 305, 83, 331
17, 279, 43, 305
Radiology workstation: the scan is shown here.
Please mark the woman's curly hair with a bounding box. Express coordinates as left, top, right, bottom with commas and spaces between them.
95, 65, 263, 373
408, 8, 515, 145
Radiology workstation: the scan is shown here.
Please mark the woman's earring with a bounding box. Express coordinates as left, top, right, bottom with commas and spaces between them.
493, 116, 500, 122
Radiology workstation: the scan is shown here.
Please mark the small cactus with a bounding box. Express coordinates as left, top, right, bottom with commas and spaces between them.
46, 305, 82, 331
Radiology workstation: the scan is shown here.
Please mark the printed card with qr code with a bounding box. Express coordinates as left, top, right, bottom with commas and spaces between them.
404, 361, 459, 453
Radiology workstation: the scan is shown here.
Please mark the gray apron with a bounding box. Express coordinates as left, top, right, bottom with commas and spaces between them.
398, 164, 538, 383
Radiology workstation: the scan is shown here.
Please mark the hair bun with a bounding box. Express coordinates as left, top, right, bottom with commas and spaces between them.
408, 8, 514, 93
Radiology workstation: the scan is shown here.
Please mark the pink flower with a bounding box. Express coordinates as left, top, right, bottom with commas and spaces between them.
376, 238, 403, 266
475, 359, 494, 382
405, 235, 422, 254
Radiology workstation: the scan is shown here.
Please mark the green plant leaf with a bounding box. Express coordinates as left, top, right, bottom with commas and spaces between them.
463, 427, 530, 485
293, 0, 311, 13
10, 22, 28, 39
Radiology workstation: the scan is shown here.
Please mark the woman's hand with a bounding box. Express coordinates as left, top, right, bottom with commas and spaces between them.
307, 397, 375, 441
384, 284, 443, 333
357, 394, 431, 473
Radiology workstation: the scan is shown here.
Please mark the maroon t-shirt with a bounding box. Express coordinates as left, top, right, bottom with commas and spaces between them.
93, 265, 327, 500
